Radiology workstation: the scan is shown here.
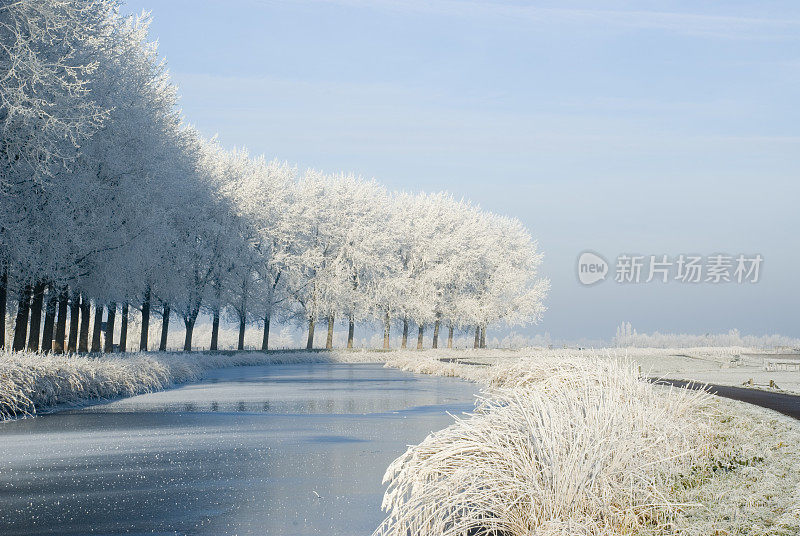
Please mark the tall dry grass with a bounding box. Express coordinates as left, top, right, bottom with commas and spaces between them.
375, 353, 729, 536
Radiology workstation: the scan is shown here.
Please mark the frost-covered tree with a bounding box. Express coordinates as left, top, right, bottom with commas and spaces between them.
0, 0, 116, 350
327, 177, 393, 349
288, 170, 343, 349
388, 192, 467, 349
222, 153, 300, 350
67, 10, 188, 353
459, 212, 549, 347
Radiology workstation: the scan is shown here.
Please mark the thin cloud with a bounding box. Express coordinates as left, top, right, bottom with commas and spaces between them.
262, 0, 800, 40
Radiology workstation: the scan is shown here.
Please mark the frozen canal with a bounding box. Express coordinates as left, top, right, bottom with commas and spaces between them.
0, 363, 478, 535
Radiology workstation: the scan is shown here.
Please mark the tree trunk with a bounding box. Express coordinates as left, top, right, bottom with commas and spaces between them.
90, 303, 103, 353
119, 302, 128, 352
325, 314, 334, 349
104, 302, 116, 353
210, 306, 220, 351
417, 325, 424, 350
306, 317, 315, 350
383, 311, 390, 349
237, 279, 247, 351
432, 318, 440, 349
261, 308, 271, 351
78, 295, 90, 353
26, 280, 46, 352
474, 325, 480, 349
262, 280, 279, 352
210, 278, 221, 351
447, 325, 454, 349
183, 315, 195, 352
67, 291, 80, 353
159, 305, 170, 351
11, 284, 31, 351
401, 318, 408, 349
139, 287, 151, 352
42, 285, 57, 353
0, 266, 6, 350
237, 315, 246, 351
347, 314, 354, 349
53, 287, 69, 354
480, 325, 486, 349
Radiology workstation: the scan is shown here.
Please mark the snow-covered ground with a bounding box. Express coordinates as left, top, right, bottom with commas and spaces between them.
625, 347, 800, 394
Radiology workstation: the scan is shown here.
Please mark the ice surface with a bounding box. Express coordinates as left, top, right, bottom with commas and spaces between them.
0, 363, 478, 535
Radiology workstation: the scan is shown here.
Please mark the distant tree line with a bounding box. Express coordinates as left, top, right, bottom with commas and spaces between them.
0, 0, 548, 353
613, 323, 799, 349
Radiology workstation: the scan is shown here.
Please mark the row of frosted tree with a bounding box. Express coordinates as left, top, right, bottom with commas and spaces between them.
0, 0, 548, 354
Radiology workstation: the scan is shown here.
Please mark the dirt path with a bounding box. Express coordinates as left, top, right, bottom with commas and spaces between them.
652, 378, 800, 420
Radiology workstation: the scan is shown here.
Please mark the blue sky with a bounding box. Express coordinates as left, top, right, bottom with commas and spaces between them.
121, 0, 800, 340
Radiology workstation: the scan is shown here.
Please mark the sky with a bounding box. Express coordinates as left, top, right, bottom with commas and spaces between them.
120, 0, 800, 341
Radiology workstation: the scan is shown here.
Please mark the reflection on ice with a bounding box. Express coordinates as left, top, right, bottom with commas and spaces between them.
70, 363, 468, 415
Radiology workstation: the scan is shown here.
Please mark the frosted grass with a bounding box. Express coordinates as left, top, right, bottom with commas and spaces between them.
374, 352, 749, 536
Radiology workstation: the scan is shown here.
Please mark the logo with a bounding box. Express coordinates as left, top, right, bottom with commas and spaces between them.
576, 251, 762, 286
577, 251, 609, 285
